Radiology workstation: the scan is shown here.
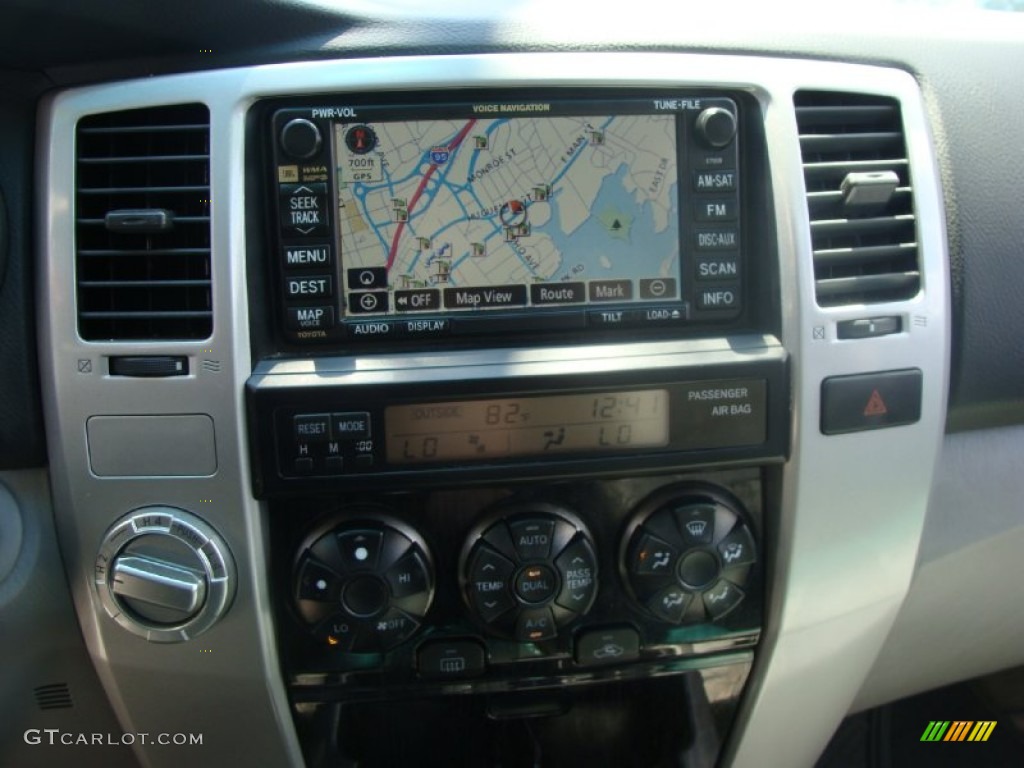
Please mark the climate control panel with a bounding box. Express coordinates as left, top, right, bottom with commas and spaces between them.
293, 514, 435, 653
461, 505, 598, 641
280, 473, 762, 695
623, 486, 756, 624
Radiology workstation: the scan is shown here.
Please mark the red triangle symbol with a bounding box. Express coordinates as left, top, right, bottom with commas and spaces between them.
863, 389, 888, 416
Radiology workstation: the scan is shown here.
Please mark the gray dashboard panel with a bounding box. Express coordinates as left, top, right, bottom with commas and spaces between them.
36, 53, 949, 768
853, 424, 1024, 712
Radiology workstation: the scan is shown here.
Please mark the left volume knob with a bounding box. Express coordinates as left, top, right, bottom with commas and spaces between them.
94, 507, 236, 643
280, 118, 322, 159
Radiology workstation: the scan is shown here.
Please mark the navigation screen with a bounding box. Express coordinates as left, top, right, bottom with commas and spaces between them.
333, 106, 680, 317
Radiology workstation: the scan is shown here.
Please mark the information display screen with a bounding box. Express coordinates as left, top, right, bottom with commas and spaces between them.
385, 389, 669, 464
333, 101, 681, 318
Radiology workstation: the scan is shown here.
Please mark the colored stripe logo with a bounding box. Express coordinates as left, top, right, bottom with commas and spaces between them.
920, 721, 996, 742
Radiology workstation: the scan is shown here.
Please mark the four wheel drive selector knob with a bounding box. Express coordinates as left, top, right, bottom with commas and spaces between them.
293, 514, 435, 653
622, 486, 757, 624
461, 505, 598, 642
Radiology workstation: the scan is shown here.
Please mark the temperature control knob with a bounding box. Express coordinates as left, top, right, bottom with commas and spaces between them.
94, 507, 235, 642
294, 513, 435, 652
461, 504, 597, 642
622, 485, 756, 624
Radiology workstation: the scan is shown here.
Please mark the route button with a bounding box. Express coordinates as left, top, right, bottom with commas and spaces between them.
530, 282, 585, 306
394, 289, 440, 312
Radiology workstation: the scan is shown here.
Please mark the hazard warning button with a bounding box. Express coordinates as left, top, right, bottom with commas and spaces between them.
820, 369, 923, 435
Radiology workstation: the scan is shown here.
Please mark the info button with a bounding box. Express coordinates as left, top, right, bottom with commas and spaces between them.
332, 412, 371, 440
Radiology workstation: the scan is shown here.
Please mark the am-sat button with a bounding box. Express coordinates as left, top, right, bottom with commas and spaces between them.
332, 412, 371, 439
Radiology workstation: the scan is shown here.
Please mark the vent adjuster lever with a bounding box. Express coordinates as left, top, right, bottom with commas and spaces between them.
840, 171, 899, 212
104, 209, 175, 233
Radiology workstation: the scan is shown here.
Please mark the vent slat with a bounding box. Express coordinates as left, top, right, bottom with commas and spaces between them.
799, 132, 904, 154
80, 310, 214, 319
78, 124, 208, 135
815, 272, 920, 300
813, 243, 918, 268
795, 91, 921, 307
77, 246, 211, 256
795, 104, 898, 125
77, 218, 210, 227
78, 154, 209, 164
79, 279, 211, 288
78, 185, 210, 195
76, 104, 212, 341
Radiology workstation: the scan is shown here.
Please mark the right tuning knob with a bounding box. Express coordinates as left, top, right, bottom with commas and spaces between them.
622, 486, 757, 624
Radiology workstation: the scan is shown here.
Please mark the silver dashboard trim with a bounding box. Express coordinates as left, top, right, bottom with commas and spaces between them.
37, 53, 948, 768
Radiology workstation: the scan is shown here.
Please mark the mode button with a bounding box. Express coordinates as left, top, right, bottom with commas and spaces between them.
332, 412, 371, 439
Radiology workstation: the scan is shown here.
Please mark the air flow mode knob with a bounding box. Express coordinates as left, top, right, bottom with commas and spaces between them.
461, 504, 598, 643
623, 486, 756, 624
294, 513, 435, 653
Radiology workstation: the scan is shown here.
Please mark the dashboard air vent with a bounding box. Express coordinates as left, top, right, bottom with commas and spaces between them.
76, 104, 212, 340
795, 91, 920, 307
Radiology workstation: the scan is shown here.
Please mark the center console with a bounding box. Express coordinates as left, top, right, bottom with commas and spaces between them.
245, 87, 786, 766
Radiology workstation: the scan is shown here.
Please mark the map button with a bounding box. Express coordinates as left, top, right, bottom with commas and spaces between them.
588, 280, 633, 302
286, 306, 335, 331
348, 291, 389, 314
443, 286, 527, 310
394, 289, 440, 312
639, 278, 678, 300
347, 267, 387, 290
530, 282, 585, 306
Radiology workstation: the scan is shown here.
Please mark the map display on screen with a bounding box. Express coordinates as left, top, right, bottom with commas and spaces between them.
333, 108, 680, 316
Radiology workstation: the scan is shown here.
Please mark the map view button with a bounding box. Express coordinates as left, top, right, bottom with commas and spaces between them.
394, 289, 440, 312
530, 282, 585, 306
588, 280, 634, 302
443, 286, 527, 310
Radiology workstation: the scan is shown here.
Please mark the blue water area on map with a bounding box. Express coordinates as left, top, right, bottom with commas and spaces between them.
541, 163, 679, 284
